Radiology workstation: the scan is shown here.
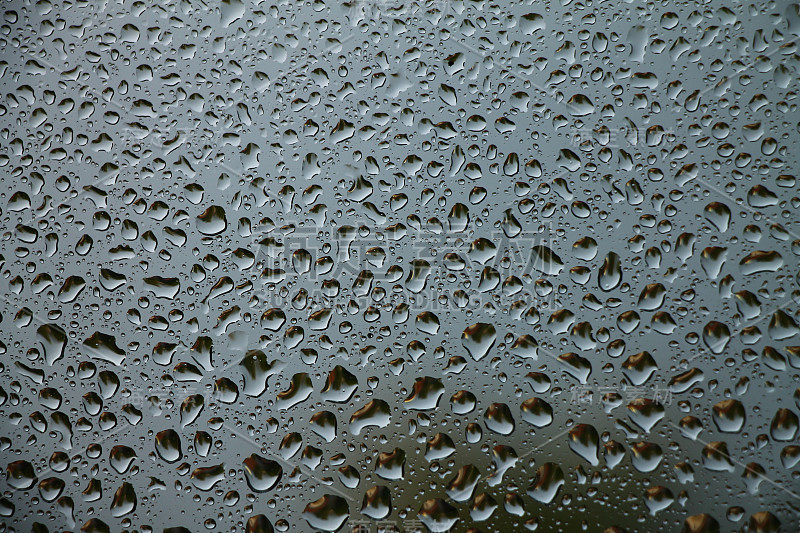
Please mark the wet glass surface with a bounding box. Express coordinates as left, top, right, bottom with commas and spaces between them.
1, 0, 799, 531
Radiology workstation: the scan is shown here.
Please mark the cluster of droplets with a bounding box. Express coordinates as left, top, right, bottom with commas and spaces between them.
1, 0, 800, 531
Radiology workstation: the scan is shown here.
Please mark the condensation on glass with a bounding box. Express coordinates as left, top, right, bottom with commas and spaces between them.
1, 0, 799, 532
